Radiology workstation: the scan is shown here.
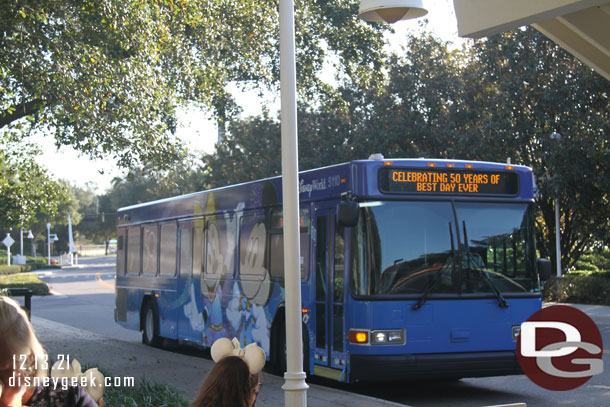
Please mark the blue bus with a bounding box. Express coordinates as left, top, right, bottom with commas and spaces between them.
114, 156, 544, 382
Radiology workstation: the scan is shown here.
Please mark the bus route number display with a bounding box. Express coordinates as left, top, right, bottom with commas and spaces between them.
379, 167, 519, 196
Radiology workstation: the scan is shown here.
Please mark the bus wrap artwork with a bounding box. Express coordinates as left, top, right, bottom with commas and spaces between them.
114, 158, 542, 383
379, 167, 519, 195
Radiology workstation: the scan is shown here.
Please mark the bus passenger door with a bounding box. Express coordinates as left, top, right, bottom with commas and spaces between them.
313, 205, 347, 381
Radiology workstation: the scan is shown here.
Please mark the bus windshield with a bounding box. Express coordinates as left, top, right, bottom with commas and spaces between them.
350, 201, 539, 297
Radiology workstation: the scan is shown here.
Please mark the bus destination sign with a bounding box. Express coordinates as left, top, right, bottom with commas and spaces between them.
379, 167, 519, 196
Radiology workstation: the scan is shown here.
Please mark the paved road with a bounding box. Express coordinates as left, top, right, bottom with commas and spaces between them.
33, 256, 140, 342
29, 257, 610, 407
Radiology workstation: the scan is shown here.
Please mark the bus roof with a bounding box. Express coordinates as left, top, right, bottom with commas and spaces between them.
117, 158, 534, 225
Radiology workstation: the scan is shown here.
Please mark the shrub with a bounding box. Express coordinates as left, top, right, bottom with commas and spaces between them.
572, 250, 610, 271
0, 265, 25, 275
0, 262, 60, 275
544, 271, 610, 305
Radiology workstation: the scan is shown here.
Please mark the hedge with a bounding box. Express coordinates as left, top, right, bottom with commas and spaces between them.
0, 273, 50, 295
0, 260, 60, 275
543, 270, 610, 306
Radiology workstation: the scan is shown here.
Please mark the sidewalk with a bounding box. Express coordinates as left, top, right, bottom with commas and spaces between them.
543, 302, 610, 322
31, 316, 407, 407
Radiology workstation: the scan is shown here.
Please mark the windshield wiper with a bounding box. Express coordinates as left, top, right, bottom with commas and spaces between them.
462, 221, 508, 308
413, 223, 456, 311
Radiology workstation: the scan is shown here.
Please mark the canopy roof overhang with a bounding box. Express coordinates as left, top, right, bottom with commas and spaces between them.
452, 0, 610, 81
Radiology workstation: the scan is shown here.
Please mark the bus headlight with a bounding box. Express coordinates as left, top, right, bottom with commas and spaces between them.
371, 329, 405, 345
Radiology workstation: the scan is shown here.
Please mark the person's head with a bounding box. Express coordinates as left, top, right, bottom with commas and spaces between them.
0, 296, 47, 406
192, 338, 265, 407
192, 356, 262, 407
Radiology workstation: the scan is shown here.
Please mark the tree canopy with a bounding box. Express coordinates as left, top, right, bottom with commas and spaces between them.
1, 0, 388, 168
200, 27, 610, 270
0, 135, 69, 229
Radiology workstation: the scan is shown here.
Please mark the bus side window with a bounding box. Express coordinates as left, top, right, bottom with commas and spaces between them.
142, 224, 158, 276
193, 218, 204, 277
269, 233, 284, 280
204, 218, 234, 279
239, 213, 267, 280
127, 226, 141, 275
179, 223, 192, 277
269, 207, 310, 280
160, 222, 177, 276
117, 232, 125, 276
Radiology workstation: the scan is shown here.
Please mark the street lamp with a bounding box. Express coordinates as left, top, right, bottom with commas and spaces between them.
358, 0, 428, 23
550, 132, 562, 277
20, 228, 33, 257
47, 223, 59, 265
279, 1, 308, 406
279, 1, 427, 406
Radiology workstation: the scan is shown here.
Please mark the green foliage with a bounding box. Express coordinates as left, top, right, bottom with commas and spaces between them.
460, 28, 610, 273
573, 250, 610, 272
0, 265, 23, 275
1, 0, 389, 169
544, 271, 610, 305
201, 27, 610, 272
202, 113, 281, 188
102, 378, 189, 407
0, 258, 60, 275
0, 136, 70, 229
0, 273, 49, 295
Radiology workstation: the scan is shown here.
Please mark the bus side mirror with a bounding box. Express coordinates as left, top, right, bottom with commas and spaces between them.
537, 258, 552, 281
337, 200, 359, 227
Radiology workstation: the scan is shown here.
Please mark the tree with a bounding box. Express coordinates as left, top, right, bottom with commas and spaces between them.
1, 0, 389, 168
0, 136, 69, 231
457, 28, 610, 271
201, 112, 281, 188
199, 28, 610, 271
200, 32, 464, 186
74, 188, 117, 255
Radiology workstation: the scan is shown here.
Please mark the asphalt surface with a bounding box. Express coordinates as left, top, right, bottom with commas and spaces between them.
32, 317, 408, 407
19, 257, 610, 407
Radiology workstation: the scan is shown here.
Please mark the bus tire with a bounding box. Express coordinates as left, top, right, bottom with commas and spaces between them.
142, 299, 160, 347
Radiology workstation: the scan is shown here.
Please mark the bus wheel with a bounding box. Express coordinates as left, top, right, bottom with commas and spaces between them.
142, 300, 160, 347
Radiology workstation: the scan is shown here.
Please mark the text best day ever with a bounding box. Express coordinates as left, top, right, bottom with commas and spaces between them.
392, 170, 502, 193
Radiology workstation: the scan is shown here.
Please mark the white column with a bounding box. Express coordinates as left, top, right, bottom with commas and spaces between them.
47, 223, 51, 266
555, 198, 562, 277
279, 0, 308, 406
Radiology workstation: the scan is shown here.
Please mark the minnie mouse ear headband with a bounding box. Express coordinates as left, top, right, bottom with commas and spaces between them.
211, 337, 266, 375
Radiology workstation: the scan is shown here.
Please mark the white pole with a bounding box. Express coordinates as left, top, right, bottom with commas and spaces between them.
555, 198, 561, 277
279, 0, 308, 406
47, 223, 51, 266
20, 228, 24, 257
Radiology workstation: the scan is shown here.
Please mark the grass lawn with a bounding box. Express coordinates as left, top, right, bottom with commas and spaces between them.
0, 273, 49, 295
102, 379, 190, 407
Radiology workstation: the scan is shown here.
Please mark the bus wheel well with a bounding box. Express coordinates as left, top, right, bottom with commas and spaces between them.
139, 295, 154, 331
270, 307, 286, 369
270, 307, 309, 375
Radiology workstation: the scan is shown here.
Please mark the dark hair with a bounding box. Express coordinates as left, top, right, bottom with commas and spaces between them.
192, 356, 261, 407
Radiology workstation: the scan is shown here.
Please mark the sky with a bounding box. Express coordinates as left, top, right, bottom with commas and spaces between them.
34, 0, 463, 193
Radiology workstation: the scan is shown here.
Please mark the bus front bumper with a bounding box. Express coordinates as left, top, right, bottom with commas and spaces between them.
350, 351, 521, 382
